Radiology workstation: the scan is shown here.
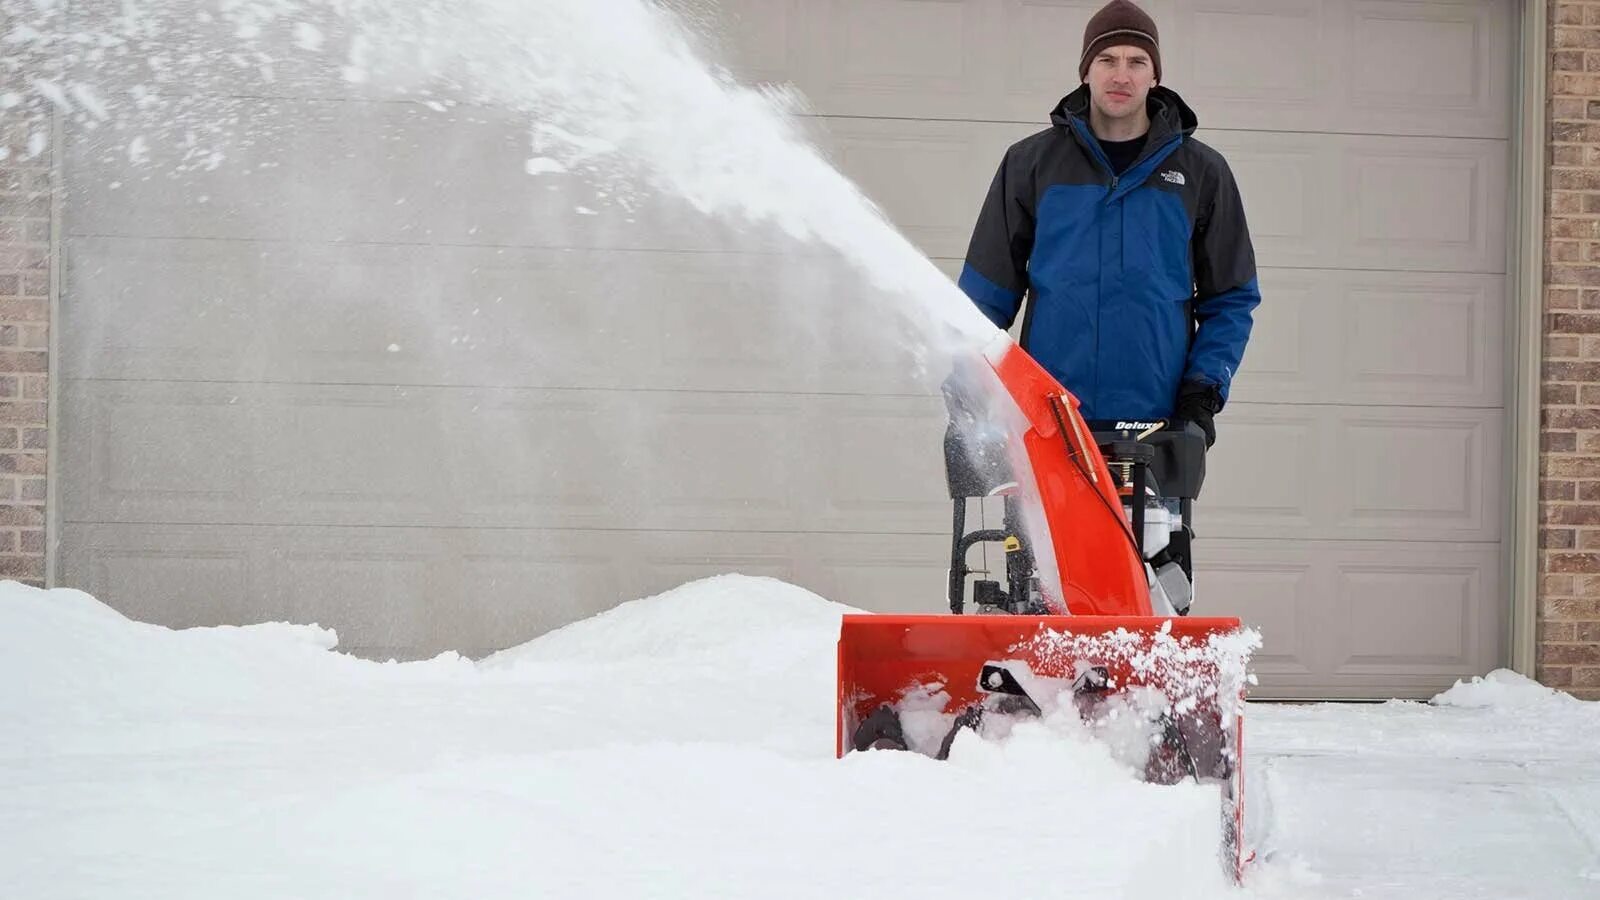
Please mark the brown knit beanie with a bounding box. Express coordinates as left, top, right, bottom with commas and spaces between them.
1078, 0, 1161, 82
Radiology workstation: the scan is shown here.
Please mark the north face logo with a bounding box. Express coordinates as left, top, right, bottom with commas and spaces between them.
1159, 170, 1185, 185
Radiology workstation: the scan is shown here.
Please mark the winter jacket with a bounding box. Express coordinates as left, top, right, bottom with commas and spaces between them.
958, 84, 1259, 420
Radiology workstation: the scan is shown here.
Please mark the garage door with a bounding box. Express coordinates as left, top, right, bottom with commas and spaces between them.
56, 0, 1513, 698
707, 0, 1512, 699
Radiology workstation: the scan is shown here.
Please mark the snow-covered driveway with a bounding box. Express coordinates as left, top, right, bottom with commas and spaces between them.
2, 576, 1595, 899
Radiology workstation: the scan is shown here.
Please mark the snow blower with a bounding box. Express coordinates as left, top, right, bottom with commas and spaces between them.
836, 332, 1256, 880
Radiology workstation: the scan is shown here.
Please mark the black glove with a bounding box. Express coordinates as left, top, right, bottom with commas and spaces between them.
1174, 381, 1223, 448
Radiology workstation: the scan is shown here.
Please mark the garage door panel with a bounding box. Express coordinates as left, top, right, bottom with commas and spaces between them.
1340, 276, 1498, 401
1204, 130, 1506, 273
804, 396, 949, 533
59, 381, 259, 523
814, 117, 1034, 260
1342, 138, 1506, 272
1201, 411, 1320, 532
785, 0, 1002, 121
1336, 410, 1500, 537
1334, 564, 1482, 670
1231, 268, 1503, 407
712, 0, 810, 89
60, 239, 267, 382
999, 0, 1124, 109
81, 545, 255, 631
1203, 405, 1500, 541
441, 393, 624, 526
815, 532, 955, 614
1201, 540, 1501, 699
258, 388, 449, 521
1195, 554, 1320, 678
1341, 0, 1512, 139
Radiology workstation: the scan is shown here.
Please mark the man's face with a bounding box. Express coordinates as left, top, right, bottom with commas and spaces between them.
1085, 45, 1155, 120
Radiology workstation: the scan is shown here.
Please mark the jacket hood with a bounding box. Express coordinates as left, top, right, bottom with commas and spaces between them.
1050, 84, 1197, 143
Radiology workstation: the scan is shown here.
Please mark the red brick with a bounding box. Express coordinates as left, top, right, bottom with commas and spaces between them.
1580, 384, 1600, 404
18, 478, 44, 502
1557, 5, 1587, 26
1552, 143, 1586, 166
1544, 479, 1579, 502
1543, 643, 1600, 665
1543, 595, 1600, 617
1543, 407, 1600, 429
1548, 218, 1600, 241
18, 529, 42, 554
1582, 482, 1600, 502
0, 505, 44, 527
1578, 622, 1600, 642
1546, 553, 1600, 574
1538, 664, 1575, 687
1546, 526, 1579, 550
1545, 382, 1579, 405
1545, 456, 1600, 479
0, 554, 42, 580
1545, 620, 1578, 642
1546, 336, 1582, 358
21, 427, 47, 450
1545, 431, 1579, 454
1573, 667, 1600, 688
0, 351, 46, 374
8, 454, 44, 476
1552, 239, 1583, 263
1550, 286, 1582, 308
1550, 311, 1600, 333
1553, 34, 1600, 58
0, 402, 44, 426
1545, 503, 1600, 525
1550, 168, 1600, 191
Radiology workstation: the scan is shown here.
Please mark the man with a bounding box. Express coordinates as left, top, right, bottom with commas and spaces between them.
958, 0, 1259, 447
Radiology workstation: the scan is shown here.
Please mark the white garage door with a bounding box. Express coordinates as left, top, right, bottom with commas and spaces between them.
56, 0, 1513, 698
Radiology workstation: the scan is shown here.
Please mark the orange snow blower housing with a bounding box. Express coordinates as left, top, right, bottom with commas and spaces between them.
836, 333, 1256, 880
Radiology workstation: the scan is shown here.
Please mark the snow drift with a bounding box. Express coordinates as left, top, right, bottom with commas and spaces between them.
1, 576, 1243, 899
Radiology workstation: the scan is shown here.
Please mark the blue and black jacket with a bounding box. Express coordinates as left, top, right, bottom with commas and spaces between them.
958, 85, 1260, 420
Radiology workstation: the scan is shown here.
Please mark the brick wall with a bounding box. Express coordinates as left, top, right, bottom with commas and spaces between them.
1543, 1, 1600, 700
0, 117, 50, 588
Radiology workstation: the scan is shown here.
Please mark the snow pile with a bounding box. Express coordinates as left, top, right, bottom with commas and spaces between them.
1430, 667, 1584, 710
0, 576, 1247, 899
